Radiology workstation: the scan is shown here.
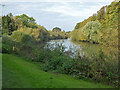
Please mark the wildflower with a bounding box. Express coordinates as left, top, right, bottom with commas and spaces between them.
73, 74, 75, 78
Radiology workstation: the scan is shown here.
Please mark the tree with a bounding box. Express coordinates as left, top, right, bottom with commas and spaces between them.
52, 27, 61, 32
82, 21, 102, 42
75, 23, 80, 29
17, 25, 49, 42
15, 14, 37, 28
97, 6, 106, 24
11, 31, 35, 44
0, 16, 2, 36
2, 13, 18, 35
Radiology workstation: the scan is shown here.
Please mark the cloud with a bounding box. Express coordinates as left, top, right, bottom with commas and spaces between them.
3, 1, 112, 18
3, 0, 114, 3
2, 0, 114, 18
41, 2, 109, 17
1, 0, 115, 31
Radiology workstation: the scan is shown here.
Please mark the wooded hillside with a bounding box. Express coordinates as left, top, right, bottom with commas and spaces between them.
71, 0, 119, 47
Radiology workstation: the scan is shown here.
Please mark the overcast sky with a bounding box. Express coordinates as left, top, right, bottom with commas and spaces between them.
1, 0, 114, 31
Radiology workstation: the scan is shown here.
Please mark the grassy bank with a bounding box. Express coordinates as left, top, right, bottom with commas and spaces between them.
2, 54, 112, 88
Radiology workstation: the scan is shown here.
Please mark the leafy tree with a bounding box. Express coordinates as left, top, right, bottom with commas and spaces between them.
2, 13, 18, 35
15, 14, 37, 28
75, 23, 80, 29
82, 21, 102, 42
97, 6, 106, 24
11, 31, 35, 44
52, 27, 61, 32
71, 1, 119, 46
0, 16, 2, 36
17, 25, 49, 42
2, 35, 15, 53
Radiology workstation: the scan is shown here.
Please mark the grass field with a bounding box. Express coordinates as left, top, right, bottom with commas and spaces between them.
2, 54, 112, 88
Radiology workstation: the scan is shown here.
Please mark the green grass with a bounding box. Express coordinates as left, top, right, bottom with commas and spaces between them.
2, 54, 112, 88
0, 53, 2, 89
0, 37, 2, 89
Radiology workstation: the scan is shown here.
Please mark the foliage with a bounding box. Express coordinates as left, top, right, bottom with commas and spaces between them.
82, 21, 102, 43
0, 16, 2, 36
71, 1, 119, 47
40, 46, 119, 87
66, 31, 71, 38
42, 55, 75, 74
2, 13, 37, 35
11, 31, 35, 44
3, 54, 111, 88
49, 30, 68, 40
17, 26, 49, 42
75, 23, 80, 29
52, 27, 61, 32
2, 31, 36, 56
2, 1, 119, 87
15, 14, 37, 29
2, 13, 68, 41
71, 28, 88, 41
2, 35, 15, 53
2, 33, 119, 87
32, 48, 53, 63
48, 27, 68, 40
2, 13, 18, 35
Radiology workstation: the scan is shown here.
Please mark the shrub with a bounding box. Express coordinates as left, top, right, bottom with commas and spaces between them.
11, 31, 35, 45
42, 56, 65, 72
2, 35, 15, 53
18, 26, 49, 42
61, 57, 76, 74
34, 48, 53, 63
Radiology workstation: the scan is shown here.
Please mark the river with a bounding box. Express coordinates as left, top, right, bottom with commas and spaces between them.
45, 38, 118, 62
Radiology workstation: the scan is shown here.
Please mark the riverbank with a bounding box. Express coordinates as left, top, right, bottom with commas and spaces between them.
46, 38, 118, 60
71, 1, 119, 48
2, 54, 112, 88
71, 38, 118, 48
2, 34, 119, 87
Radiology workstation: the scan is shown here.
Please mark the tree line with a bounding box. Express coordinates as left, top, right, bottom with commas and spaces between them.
1, 13, 70, 43
71, 0, 119, 47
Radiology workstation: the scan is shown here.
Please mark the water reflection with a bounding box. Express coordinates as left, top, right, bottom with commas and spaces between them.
45, 38, 118, 61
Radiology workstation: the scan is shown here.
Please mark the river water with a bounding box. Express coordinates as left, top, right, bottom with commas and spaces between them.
45, 38, 118, 62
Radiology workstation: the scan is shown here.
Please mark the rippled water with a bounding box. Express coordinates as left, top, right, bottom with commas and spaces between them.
45, 38, 118, 61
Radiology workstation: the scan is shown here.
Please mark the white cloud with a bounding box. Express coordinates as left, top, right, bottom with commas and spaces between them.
2, 0, 114, 18
1, 0, 116, 31
41, 2, 108, 17
1, 0, 114, 18
42, 5, 81, 17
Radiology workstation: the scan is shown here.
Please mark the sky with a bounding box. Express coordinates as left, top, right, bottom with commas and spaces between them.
1, 0, 114, 31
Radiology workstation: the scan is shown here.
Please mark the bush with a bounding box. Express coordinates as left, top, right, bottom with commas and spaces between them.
3, 29, 118, 86
2, 35, 15, 53
61, 57, 76, 74
11, 31, 35, 45
17, 26, 49, 42
42, 56, 65, 72
34, 48, 53, 63
42, 55, 75, 73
